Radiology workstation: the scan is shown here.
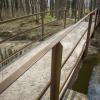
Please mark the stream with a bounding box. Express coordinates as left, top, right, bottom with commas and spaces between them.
72, 25, 100, 100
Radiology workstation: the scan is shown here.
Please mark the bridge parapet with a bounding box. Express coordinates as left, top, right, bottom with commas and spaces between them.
0, 9, 99, 100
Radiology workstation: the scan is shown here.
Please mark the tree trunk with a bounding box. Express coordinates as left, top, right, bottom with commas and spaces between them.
55, 0, 66, 20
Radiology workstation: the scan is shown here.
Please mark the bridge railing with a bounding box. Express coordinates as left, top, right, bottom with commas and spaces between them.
0, 9, 75, 69
0, 8, 97, 71
0, 9, 99, 100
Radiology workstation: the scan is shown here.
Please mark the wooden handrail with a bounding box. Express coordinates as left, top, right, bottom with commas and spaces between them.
0, 20, 57, 44
60, 43, 86, 99
0, 9, 99, 100
0, 10, 96, 65
0, 9, 96, 66
0, 11, 49, 24
0, 9, 68, 24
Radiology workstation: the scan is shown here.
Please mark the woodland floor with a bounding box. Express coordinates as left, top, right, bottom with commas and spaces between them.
0, 16, 74, 64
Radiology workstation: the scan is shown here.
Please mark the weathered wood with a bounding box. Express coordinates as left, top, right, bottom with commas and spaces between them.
0, 10, 97, 97
0, 21, 73, 94
60, 43, 86, 100
97, 10, 100, 24
41, 12, 45, 40
0, 11, 49, 24
50, 42, 63, 100
64, 10, 67, 28
94, 10, 98, 32
0, 22, 96, 100
84, 13, 93, 56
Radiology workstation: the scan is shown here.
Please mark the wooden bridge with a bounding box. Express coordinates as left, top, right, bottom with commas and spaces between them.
0, 9, 100, 100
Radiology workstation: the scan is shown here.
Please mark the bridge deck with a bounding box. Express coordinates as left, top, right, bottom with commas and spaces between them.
0, 22, 94, 100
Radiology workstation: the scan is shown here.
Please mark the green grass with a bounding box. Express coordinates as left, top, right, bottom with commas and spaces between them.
44, 15, 55, 22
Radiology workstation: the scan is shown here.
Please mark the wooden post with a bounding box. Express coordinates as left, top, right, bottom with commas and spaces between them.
75, 2, 77, 23
84, 14, 93, 56
94, 10, 98, 31
50, 42, 63, 100
41, 12, 45, 40
98, 10, 100, 25
64, 10, 67, 28
89, 0, 93, 11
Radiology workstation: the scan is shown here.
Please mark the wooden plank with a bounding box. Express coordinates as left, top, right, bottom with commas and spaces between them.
0, 11, 49, 24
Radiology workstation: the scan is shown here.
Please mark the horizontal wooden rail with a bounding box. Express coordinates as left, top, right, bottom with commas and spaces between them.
0, 10, 93, 65
60, 43, 86, 99
36, 14, 96, 98
0, 9, 99, 100
0, 9, 66, 24
0, 11, 49, 24
0, 19, 59, 67
0, 9, 71, 44
62, 29, 88, 68
0, 10, 96, 66
0, 20, 57, 44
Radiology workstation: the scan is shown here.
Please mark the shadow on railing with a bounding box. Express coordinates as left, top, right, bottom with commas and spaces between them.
0, 9, 100, 100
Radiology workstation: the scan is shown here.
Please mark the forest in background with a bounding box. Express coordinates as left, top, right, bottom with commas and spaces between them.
0, 0, 97, 69
0, 0, 96, 21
